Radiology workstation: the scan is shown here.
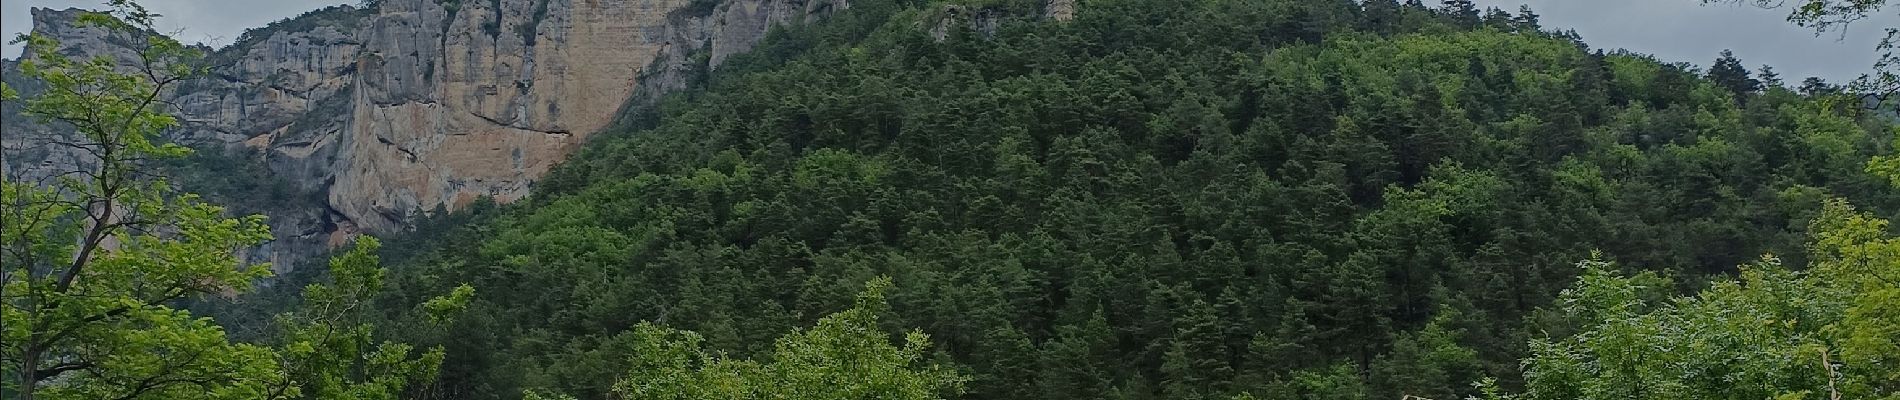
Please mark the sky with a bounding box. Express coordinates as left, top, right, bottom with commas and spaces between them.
2, 0, 348, 57
1, 0, 1894, 83
1474, 0, 1897, 84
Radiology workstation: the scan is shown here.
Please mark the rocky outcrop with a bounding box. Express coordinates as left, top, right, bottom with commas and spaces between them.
335, 0, 852, 232
1, 57, 73, 182
627, 0, 847, 111
3, 6, 371, 272
3, 0, 857, 273
2, 8, 125, 184
929, 0, 1071, 43
930, 4, 1005, 41
1046, 0, 1076, 22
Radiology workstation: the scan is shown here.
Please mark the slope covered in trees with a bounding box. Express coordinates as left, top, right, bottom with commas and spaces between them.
351, 0, 1900, 399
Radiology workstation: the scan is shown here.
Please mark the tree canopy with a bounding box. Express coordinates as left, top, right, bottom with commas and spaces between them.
9, 0, 1900, 399
358, 0, 1900, 399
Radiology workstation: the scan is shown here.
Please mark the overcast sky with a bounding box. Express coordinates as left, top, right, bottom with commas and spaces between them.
2, 0, 349, 57
1477, 0, 1897, 84
1, 0, 1894, 82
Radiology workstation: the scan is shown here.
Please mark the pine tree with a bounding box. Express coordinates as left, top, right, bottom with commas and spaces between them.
1160, 299, 1232, 399
1441, 0, 1480, 27
1039, 309, 1120, 400
1361, 0, 1403, 35
972, 326, 1039, 399
1800, 76, 1838, 96
1708, 49, 1762, 102
1482, 7, 1514, 29
1757, 65, 1784, 88
1513, 5, 1541, 31
1368, 307, 1481, 400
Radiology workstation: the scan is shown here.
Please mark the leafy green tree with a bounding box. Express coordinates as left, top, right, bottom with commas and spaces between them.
1805, 200, 1900, 395
268, 237, 474, 399
560, 277, 965, 400
1521, 258, 1840, 399
1518, 194, 1900, 399
0, 3, 285, 399
2, 3, 466, 399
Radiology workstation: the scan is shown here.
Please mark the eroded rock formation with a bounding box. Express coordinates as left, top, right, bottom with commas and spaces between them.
3, 0, 848, 272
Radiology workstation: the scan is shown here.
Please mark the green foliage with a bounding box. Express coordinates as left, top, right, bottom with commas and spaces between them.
422, 284, 476, 325
3, 3, 467, 399
1518, 203, 1899, 400
1509, 136, 1900, 399
1806, 198, 1900, 394
357, 0, 1900, 399
1708, 49, 1761, 102
271, 237, 467, 400
2, 3, 283, 398
590, 278, 965, 399
1369, 307, 1482, 400
158, 145, 322, 216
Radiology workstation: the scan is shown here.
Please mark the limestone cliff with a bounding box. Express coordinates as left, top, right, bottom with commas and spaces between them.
3, 0, 849, 273
336, 0, 845, 232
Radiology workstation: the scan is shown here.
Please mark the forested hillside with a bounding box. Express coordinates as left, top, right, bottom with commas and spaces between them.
356, 0, 1900, 399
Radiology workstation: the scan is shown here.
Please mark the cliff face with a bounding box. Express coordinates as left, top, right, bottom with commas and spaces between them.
2, 8, 130, 183
337, 0, 844, 232
3, 0, 848, 272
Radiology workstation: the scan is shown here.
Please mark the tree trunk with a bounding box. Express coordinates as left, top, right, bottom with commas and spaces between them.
19, 349, 38, 400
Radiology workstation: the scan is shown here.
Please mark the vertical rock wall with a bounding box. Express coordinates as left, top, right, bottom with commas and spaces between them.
0, 0, 947, 273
